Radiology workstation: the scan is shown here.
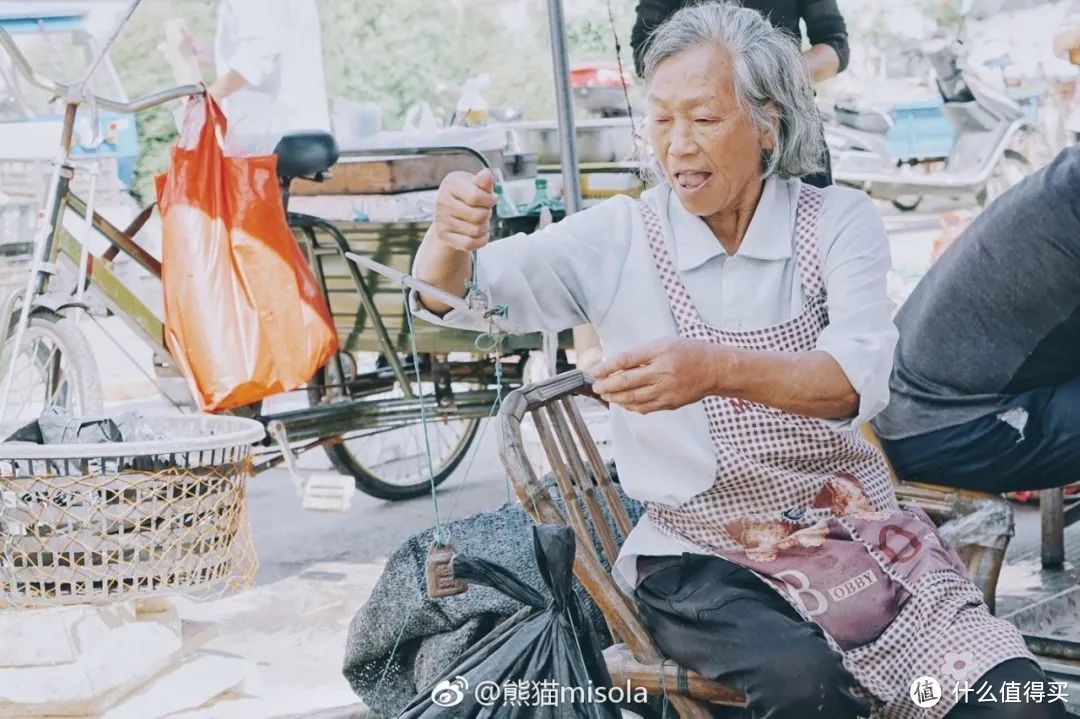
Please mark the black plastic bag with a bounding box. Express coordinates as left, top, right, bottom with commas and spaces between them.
5, 407, 122, 445
4, 407, 166, 446
3, 408, 171, 472
399, 525, 626, 718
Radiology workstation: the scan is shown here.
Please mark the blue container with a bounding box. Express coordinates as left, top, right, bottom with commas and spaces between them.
0, 11, 140, 189
886, 98, 956, 161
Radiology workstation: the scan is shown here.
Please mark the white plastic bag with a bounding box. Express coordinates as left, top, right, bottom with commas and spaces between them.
454, 73, 491, 127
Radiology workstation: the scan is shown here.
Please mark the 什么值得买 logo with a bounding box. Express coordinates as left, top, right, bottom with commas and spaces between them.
910, 676, 942, 708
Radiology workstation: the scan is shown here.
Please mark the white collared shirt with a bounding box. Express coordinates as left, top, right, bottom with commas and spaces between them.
414, 176, 897, 591
214, 0, 331, 141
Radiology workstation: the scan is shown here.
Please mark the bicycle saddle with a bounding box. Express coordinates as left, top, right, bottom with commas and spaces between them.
274, 131, 340, 180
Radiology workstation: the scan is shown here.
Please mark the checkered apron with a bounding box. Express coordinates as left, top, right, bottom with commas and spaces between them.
638, 185, 1033, 718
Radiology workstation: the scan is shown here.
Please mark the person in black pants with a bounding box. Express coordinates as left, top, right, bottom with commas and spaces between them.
631, 0, 850, 82
872, 146, 1080, 499
630, 0, 848, 188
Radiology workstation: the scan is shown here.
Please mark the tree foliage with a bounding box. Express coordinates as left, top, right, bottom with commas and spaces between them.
110, 0, 214, 202
109, 0, 637, 202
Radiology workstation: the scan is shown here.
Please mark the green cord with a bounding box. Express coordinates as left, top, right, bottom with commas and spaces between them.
441, 350, 509, 540
473, 307, 508, 353
402, 286, 446, 546
399, 252, 510, 546
466, 251, 509, 354
369, 606, 415, 707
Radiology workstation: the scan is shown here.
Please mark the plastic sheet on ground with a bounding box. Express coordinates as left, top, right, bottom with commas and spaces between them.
936, 498, 1014, 551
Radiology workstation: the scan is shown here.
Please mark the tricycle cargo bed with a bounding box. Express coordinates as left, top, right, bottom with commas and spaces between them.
294, 219, 561, 354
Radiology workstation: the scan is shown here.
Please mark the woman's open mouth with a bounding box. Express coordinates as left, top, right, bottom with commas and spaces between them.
674, 171, 713, 192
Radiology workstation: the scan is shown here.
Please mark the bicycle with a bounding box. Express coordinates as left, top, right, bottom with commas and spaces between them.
0, 27, 570, 501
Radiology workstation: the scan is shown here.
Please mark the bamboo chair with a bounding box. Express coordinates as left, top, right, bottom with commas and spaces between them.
497, 370, 1010, 717
498, 370, 744, 718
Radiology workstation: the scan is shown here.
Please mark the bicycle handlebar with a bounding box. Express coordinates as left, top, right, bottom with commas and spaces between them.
0, 28, 201, 114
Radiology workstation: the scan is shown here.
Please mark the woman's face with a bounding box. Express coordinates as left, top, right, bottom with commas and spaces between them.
647, 43, 772, 217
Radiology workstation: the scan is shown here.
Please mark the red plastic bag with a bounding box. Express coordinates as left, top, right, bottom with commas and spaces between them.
157, 96, 338, 412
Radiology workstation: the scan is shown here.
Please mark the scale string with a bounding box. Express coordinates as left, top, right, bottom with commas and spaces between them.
398, 254, 511, 546
401, 286, 447, 545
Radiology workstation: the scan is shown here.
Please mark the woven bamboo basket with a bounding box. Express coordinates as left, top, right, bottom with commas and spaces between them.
0, 415, 264, 608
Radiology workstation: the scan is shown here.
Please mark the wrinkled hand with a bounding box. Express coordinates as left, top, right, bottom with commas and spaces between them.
432, 168, 496, 252
590, 338, 724, 414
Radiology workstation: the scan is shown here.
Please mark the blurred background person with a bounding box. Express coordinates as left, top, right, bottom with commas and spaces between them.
1053, 2, 1080, 143
631, 0, 850, 83
164, 0, 331, 145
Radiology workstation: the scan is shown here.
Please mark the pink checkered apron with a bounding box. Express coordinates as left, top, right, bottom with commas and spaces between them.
638, 185, 1032, 719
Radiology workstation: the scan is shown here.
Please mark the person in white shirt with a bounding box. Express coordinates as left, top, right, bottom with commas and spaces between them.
412, 4, 1047, 719
174, 0, 331, 142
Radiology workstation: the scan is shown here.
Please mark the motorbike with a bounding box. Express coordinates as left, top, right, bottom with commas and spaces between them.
826, 23, 1043, 211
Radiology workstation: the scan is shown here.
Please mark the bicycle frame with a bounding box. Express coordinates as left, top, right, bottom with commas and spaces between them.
0, 24, 554, 461
10, 110, 539, 442
0, 4, 574, 497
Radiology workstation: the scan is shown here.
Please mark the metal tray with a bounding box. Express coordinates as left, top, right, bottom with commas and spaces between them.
501, 118, 637, 165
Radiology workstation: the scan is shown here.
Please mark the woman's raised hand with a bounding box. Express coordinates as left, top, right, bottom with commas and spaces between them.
432, 168, 497, 252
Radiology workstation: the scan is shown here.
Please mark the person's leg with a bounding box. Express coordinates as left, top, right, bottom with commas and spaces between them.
945, 658, 1066, 719
633, 553, 870, 719
880, 377, 1080, 494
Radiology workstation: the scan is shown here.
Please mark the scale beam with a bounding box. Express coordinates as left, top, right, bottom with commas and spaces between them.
344, 252, 518, 336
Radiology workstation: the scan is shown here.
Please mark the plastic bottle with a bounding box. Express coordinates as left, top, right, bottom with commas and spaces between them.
525, 178, 550, 214
494, 185, 518, 218
454, 74, 491, 127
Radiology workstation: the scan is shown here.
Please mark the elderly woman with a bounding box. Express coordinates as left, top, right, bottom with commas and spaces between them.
413, 4, 1050, 718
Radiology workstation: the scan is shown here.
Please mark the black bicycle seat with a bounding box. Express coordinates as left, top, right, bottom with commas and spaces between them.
274, 131, 339, 180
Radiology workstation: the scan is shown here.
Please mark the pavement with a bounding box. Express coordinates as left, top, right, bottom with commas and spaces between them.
163, 561, 381, 719
8, 199, 957, 718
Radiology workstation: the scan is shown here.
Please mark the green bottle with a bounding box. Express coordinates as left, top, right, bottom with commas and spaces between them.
494, 185, 518, 218
526, 178, 550, 214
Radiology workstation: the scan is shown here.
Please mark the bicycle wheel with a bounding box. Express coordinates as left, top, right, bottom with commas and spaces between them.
1, 311, 103, 432
307, 352, 484, 501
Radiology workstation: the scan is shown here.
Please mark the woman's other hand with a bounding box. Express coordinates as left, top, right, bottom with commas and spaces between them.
591, 338, 727, 414
432, 168, 496, 251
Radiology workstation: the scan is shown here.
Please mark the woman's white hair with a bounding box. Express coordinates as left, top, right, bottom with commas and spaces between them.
640, 1, 825, 180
